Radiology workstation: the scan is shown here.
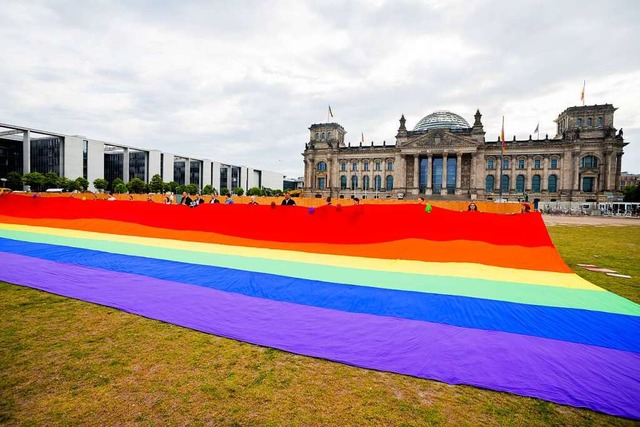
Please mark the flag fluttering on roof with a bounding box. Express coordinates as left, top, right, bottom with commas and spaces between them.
501, 116, 506, 154
0, 195, 639, 419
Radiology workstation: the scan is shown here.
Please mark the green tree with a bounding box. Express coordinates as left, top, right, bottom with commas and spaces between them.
58, 177, 71, 191
111, 178, 124, 192
622, 185, 640, 202
220, 187, 230, 196
23, 172, 45, 192
93, 178, 109, 193
65, 179, 81, 192
233, 187, 244, 196
114, 183, 128, 194
6, 171, 23, 190
126, 178, 147, 194
273, 189, 283, 197
75, 177, 89, 191
247, 186, 262, 196
44, 172, 61, 190
202, 184, 214, 195
166, 181, 179, 194
149, 174, 165, 193
185, 184, 198, 195
176, 185, 186, 195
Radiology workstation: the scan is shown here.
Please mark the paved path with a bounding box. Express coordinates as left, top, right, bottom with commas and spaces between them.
542, 215, 640, 226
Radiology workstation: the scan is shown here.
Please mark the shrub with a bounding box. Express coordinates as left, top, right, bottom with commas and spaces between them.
114, 183, 128, 194
93, 178, 108, 193
247, 186, 262, 196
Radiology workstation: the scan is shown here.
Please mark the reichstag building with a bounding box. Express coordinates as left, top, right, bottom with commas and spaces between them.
302, 104, 627, 203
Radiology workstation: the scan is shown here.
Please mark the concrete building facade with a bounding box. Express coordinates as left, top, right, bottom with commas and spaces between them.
0, 122, 284, 193
303, 104, 628, 203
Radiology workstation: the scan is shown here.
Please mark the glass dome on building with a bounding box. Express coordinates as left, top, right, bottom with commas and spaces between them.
413, 111, 470, 131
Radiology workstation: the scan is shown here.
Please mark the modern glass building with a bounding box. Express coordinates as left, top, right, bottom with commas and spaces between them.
0, 122, 285, 192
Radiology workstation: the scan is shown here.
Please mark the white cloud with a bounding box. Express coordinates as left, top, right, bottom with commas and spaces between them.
0, 0, 639, 175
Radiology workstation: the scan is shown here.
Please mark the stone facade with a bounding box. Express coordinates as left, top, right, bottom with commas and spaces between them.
302, 104, 627, 202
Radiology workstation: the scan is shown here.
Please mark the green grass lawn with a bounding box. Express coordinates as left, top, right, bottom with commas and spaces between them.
1, 226, 639, 426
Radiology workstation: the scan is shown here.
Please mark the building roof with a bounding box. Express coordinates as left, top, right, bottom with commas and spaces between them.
413, 111, 470, 131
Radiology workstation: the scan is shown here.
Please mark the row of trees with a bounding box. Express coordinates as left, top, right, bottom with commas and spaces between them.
3, 172, 292, 197
5, 171, 90, 192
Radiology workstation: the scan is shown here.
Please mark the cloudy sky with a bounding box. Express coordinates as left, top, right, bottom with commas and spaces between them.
2, 0, 639, 177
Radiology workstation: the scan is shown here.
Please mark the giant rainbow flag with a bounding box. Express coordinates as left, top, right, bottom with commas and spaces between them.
0, 195, 639, 418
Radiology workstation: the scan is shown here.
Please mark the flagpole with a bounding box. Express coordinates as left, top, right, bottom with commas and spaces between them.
499, 116, 505, 202
499, 150, 503, 202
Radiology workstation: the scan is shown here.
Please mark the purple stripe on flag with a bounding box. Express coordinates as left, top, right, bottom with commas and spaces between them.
1, 251, 639, 419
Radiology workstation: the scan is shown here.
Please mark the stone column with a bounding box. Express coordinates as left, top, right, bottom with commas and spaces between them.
413, 155, 419, 194
573, 149, 581, 191
442, 152, 448, 194
455, 152, 462, 195
426, 154, 433, 195
123, 148, 130, 183
542, 155, 548, 192
22, 130, 31, 175
526, 155, 532, 192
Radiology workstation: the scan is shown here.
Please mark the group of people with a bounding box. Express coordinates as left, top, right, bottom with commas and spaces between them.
163, 191, 299, 207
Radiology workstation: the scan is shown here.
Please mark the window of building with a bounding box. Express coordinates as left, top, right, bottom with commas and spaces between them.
503, 158, 509, 170
516, 175, 525, 193
321, 132, 325, 140
340, 162, 346, 171
318, 177, 326, 190
582, 177, 595, 192
548, 175, 558, 193
326, 131, 331, 140
363, 175, 370, 190
597, 117, 603, 127
351, 175, 358, 190
446, 156, 456, 194
577, 118, 582, 127
374, 175, 382, 191
517, 159, 525, 169
550, 158, 558, 169
363, 161, 369, 171
340, 175, 347, 190
317, 161, 327, 171
501, 175, 510, 192
375, 161, 381, 171
352, 162, 358, 171
82, 140, 88, 180
386, 175, 393, 191
534, 158, 541, 169
580, 155, 598, 168
315, 132, 319, 140
587, 117, 592, 127
532, 175, 541, 192
387, 161, 393, 171
485, 175, 495, 193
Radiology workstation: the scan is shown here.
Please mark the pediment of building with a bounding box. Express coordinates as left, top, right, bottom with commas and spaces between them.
400, 129, 478, 149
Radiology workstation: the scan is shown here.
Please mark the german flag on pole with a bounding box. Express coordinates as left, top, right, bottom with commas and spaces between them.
501, 116, 506, 154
